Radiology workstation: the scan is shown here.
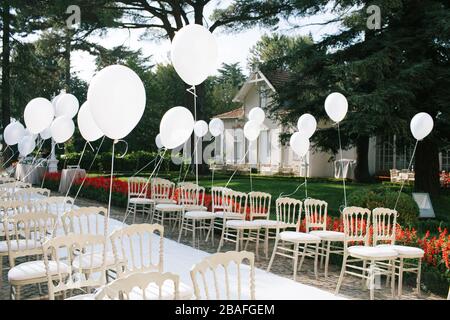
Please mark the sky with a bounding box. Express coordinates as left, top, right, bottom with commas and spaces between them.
71, 1, 341, 83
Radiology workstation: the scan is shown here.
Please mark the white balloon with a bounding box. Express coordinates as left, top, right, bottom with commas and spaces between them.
24, 128, 38, 141
24, 97, 55, 134
244, 120, 261, 142
18, 136, 36, 157
290, 132, 310, 158
78, 101, 104, 142
209, 118, 224, 137
160, 107, 195, 149
249, 107, 265, 125
324, 92, 348, 123
56, 93, 79, 119
194, 120, 209, 137
155, 134, 163, 149
39, 127, 52, 140
88, 65, 146, 140
410, 112, 434, 140
171, 24, 218, 86
3, 122, 25, 146
51, 116, 75, 144
297, 114, 317, 139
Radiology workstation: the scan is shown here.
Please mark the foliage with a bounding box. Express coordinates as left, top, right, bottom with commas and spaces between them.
42, 172, 62, 192
348, 187, 419, 226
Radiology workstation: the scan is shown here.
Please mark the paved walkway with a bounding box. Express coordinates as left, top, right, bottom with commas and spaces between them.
0, 193, 444, 300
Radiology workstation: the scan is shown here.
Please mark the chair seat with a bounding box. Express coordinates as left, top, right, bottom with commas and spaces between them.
214, 211, 245, 220
65, 294, 96, 300
72, 252, 117, 270
0, 239, 40, 253
252, 220, 286, 228
183, 205, 207, 211
226, 220, 261, 230
8, 261, 70, 282
377, 244, 424, 258
348, 246, 398, 260
185, 211, 215, 220
279, 231, 321, 243
129, 198, 155, 205
309, 230, 345, 241
155, 199, 177, 205
155, 204, 183, 212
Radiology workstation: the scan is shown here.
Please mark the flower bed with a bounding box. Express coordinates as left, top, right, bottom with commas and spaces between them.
42, 172, 62, 192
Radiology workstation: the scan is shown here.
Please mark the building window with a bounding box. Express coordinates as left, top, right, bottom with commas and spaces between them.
442, 149, 450, 171
259, 86, 268, 108
234, 129, 244, 163
376, 136, 394, 171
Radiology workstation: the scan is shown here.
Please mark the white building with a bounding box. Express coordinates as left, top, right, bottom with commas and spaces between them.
210, 70, 450, 178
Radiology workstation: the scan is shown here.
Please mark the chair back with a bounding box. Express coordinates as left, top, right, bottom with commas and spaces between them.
0, 177, 16, 184
342, 207, 371, 248
40, 197, 74, 216
222, 190, 247, 217
95, 271, 180, 300
110, 224, 164, 278
275, 197, 302, 230
190, 251, 255, 300
248, 192, 271, 220
151, 178, 174, 202
304, 199, 328, 232
372, 208, 397, 246
43, 233, 107, 300
211, 187, 232, 212
0, 181, 32, 192
128, 177, 149, 199
61, 207, 108, 236
12, 187, 51, 201
0, 200, 31, 237
4, 211, 56, 265
179, 183, 205, 207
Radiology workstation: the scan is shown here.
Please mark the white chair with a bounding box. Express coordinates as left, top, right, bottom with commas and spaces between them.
12, 187, 50, 202
126, 177, 154, 224
94, 271, 193, 300
110, 224, 164, 278
206, 186, 232, 242
372, 207, 424, 298
5, 211, 57, 300
304, 198, 344, 277
178, 183, 214, 247
0, 177, 16, 184
335, 207, 398, 300
152, 180, 182, 228
190, 251, 255, 300
267, 197, 321, 280
151, 178, 176, 205
0, 181, 32, 192
42, 233, 107, 300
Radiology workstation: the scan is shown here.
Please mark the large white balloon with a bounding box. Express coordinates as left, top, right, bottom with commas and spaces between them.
297, 114, 317, 139
24, 128, 38, 141
171, 24, 218, 86
244, 120, 261, 142
324, 92, 348, 123
290, 132, 310, 157
77, 102, 104, 142
24, 98, 55, 134
410, 112, 434, 140
4, 122, 25, 146
155, 134, 163, 149
51, 116, 75, 144
249, 107, 265, 125
194, 120, 209, 137
51, 93, 63, 114
160, 107, 195, 149
18, 136, 36, 157
209, 118, 224, 137
88, 65, 146, 140
39, 127, 52, 140
56, 93, 79, 119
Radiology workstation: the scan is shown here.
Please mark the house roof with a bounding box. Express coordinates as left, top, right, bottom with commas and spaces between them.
232, 69, 292, 103
214, 107, 245, 120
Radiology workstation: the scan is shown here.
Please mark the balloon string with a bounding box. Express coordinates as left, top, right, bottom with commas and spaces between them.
279, 182, 306, 199
115, 140, 128, 159
72, 136, 105, 204
187, 85, 199, 186
211, 136, 216, 191
106, 140, 116, 233
2, 151, 18, 169
64, 141, 88, 201
183, 137, 200, 183
394, 140, 418, 211
337, 122, 347, 208
31, 138, 45, 165
224, 148, 250, 189
16, 153, 51, 184
132, 156, 159, 178
303, 155, 308, 199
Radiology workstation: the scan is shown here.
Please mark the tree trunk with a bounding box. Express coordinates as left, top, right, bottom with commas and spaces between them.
64, 28, 72, 90
354, 135, 372, 182
414, 138, 440, 196
1, 1, 11, 162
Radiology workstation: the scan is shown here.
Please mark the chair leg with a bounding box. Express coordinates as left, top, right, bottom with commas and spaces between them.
335, 254, 347, 295
398, 257, 404, 298
267, 237, 279, 272
264, 229, 269, 259
416, 258, 422, 297
133, 203, 137, 224
391, 259, 396, 299
235, 229, 240, 251
217, 221, 226, 253
292, 243, 300, 281
324, 241, 331, 278
209, 219, 215, 246
362, 260, 367, 288
314, 243, 319, 279
297, 244, 307, 272
255, 229, 260, 260
177, 216, 184, 243
192, 219, 196, 248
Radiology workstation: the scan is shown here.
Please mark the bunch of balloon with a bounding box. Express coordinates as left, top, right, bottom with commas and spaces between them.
290, 114, 317, 198
87, 64, 146, 222
324, 92, 349, 208
393, 112, 434, 209
171, 24, 218, 186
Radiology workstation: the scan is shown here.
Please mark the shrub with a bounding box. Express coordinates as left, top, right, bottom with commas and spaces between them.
42, 172, 61, 192
348, 187, 419, 226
